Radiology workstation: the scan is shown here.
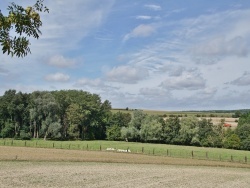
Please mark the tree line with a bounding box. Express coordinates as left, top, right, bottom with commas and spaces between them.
0, 89, 112, 140
107, 110, 250, 151
0, 89, 250, 151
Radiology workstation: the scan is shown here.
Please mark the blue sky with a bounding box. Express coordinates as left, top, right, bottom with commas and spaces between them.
1, 0, 250, 110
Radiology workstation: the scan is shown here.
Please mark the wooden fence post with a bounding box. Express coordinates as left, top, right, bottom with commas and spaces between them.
206, 152, 208, 159
25, 141, 26, 147
231, 155, 233, 162
167, 149, 169, 156
100, 145, 102, 151
87, 144, 88, 150
142, 147, 144, 153
191, 151, 194, 158
245, 156, 247, 163
11, 140, 13, 146
53, 143, 54, 148
153, 148, 155, 155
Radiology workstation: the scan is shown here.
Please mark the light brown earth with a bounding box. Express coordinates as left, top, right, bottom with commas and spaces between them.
1, 146, 250, 188
1, 161, 250, 188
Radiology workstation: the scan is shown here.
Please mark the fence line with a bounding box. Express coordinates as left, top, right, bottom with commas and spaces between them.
0, 139, 249, 164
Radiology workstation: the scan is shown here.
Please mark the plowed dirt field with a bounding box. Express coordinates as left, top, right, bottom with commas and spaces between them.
0, 146, 250, 188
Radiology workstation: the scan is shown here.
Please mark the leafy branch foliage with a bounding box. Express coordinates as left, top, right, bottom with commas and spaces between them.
0, 0, 49, 57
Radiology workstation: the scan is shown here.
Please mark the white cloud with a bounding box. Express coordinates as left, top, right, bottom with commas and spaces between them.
230, 72, 250, 86
0, 67, 9, 75
139, 87, 169, 97
31, 0, 115, 54
44, 73, 70, 82
144, 4, 162, 11
135, 15, 152, 20
123, 24, 156, 41
47, 55, 76, 68
75, 78, 104, 87
106, 65, 149, 84
191, 36, 249, 58
160, 74, 206, 90
174, 9, 250, 65
160, 65, 185, 76
196, 87, 217, 99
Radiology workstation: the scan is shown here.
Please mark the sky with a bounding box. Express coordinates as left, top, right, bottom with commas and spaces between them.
1, 0, 250, 111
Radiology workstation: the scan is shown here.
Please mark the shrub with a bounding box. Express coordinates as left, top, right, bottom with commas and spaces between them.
241, 136, 250, 151
20, 130, 31, 140
223, 134, 241, 150
106, 125, 121, 141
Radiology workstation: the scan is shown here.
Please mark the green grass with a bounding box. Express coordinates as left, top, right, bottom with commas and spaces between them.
0, 139, 249, 164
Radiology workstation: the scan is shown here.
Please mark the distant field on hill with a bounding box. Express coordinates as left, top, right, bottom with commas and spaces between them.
111, 109, 234, 117
111, 109, 238, 127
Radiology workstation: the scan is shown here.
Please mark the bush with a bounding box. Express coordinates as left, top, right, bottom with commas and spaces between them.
1, 121, 15, 138
106, 125, 121, 141
20, 130, 31, 140
241, 136, 250, 151
223, 134, 241, 150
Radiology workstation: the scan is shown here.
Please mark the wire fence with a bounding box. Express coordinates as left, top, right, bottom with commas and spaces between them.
0, 139, 249, 164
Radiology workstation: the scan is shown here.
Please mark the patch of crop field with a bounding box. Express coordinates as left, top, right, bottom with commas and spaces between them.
207, 117, 239, 127
0, 161, 250, 188
0, 140, 249, 164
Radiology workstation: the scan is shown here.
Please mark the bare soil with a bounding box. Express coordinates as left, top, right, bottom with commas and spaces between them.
1, 146, 250, 187
0, 161, 250, 188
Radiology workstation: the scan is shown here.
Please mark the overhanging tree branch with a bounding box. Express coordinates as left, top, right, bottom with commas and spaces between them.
0, 0, 49, 58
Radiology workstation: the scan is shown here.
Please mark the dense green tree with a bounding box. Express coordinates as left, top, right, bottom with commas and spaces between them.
121, 125, 139, 142
1, 121, 15, 138
179, 117, 199, 145
0, 89, 112, 140
122, 110, 145, 141
105, 111, 131, 141
140, 115, 162, 142
129, 110, 146, 130
52, 90, 72, 139
223, 134, 241, 150
66, 103, 84, 139
241, 136, 250, 151
93, 100, 112, 140
196, 119, 214, 147
162, 117, 181, 144
109, 111, 131, 128
0, 0, 49, 57
106, 125, 122, 141
0, 90, 30, 138
29, 91, 60, 139
235, 123, 250, 141
238, 112, 250, 127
